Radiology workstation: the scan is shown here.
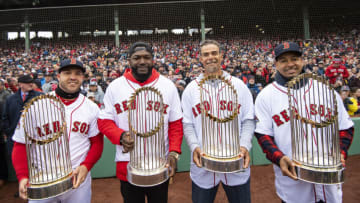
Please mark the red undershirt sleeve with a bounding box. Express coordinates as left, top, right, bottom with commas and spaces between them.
97, 119, 124, 145
12, 142, 29, 182
168, 118, 184, 154
81, 133, 104, 171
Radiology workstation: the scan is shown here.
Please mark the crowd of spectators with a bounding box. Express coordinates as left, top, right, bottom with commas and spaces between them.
0, 27, 360, 116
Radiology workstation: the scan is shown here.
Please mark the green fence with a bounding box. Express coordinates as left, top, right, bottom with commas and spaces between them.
7, 117, 360, 180
91, 117, 360, 178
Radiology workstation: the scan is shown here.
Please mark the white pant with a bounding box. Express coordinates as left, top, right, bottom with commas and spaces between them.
29, 172, 92, 203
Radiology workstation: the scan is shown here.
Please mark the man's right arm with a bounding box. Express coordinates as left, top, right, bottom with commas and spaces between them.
181, 85, 200, 153
254, 132, 284, 166
183, 123, 200, 153
254, 91, 297, 180
12, 142, 29, 182
97, 119, 124, 145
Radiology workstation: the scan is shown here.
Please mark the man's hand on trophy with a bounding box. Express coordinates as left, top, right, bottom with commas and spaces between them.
341, 153, 346, 167
279, 156, 298, 180
19, 178, 29, 200
72, 165, 88, 189
193, 147, 203, 168
120, 131, 134, 153
239, 147, 250, 168
166, 152, 179, 180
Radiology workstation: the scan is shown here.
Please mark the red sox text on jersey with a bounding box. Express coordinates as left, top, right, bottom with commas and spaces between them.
113, 99, 169, 114
191, 101, 241, 117
35, 121, 90, 137
272, 105, 332, 127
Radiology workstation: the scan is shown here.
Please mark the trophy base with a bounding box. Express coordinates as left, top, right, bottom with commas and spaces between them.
127, 165, 169, 187
28, 173, 73, 200
201, 154, 244, 173
294, 162, 344, 185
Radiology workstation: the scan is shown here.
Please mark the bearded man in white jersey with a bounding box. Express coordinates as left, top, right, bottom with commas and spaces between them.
97, 42, 183, 203
12, 59, 104, 202
254, 42, 354, 203
182, 39, 255, 203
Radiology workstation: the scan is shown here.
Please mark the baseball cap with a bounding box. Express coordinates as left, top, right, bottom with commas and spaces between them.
59, 59, 85, 73
89, 78, 97, 86
18, 75, 33, 83
274, 42, 302, 60
128, 42, 153, 58
341, 85, 350, 91
176, 80, 186, 87
333, 56, 342, 64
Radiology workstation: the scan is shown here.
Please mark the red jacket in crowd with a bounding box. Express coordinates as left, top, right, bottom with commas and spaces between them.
325, 64, 349, 84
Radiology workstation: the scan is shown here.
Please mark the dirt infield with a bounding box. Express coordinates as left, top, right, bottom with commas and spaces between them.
1, 155, 360, 203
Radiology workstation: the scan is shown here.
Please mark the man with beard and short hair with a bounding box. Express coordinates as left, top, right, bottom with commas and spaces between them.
182, 40, 254, 203
97, 42, 183, 203
12, 59, 104, 202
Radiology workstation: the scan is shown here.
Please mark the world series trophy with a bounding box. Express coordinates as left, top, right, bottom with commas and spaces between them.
198, 75, 243, 173
126, 86, 169, 186
22, 95, 73, 200
287, 73, 343, 184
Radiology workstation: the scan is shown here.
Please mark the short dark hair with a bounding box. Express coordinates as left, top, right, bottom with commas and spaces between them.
128, 42, 153, 58
199, 40, 221, 55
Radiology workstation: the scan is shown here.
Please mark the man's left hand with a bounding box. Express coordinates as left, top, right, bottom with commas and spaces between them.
72, 165, 88, 189
341, 154, 346, 167
240, 147, 250, 168
166, 153, 178, 180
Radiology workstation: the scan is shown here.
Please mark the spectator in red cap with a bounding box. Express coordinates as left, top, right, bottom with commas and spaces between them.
325, 55, 349, 85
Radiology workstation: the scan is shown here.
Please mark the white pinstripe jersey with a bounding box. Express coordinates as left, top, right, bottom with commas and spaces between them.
182, 71, 254, 189
98, 74, 183, 162
255, 81, 353, 203
13, 92, 100, 169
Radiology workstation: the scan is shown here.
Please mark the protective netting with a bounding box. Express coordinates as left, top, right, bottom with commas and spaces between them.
0, 0, 360, 99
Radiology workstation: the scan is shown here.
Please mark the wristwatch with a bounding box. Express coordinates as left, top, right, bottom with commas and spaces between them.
169, 151, 180, 161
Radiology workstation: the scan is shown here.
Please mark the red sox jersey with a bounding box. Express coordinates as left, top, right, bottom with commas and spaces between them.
13, 92, 100, 170
255, 80, 353, 203
182, 71, 254, 189
98, 73, 183, 162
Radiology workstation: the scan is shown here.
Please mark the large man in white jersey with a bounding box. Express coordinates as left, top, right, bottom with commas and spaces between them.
97, 42, 183, 203
182, 40, 255, 203
12, 59, 104, 202
255, 42, 354, 203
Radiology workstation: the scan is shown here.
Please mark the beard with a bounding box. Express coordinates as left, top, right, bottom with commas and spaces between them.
131, 64, 153, 82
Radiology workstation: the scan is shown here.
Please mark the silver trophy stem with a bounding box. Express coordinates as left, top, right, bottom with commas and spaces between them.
199, 76, 243, 173
23, 95, 73, 200
127, 87, 169, 186
288, 74, 344, 184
